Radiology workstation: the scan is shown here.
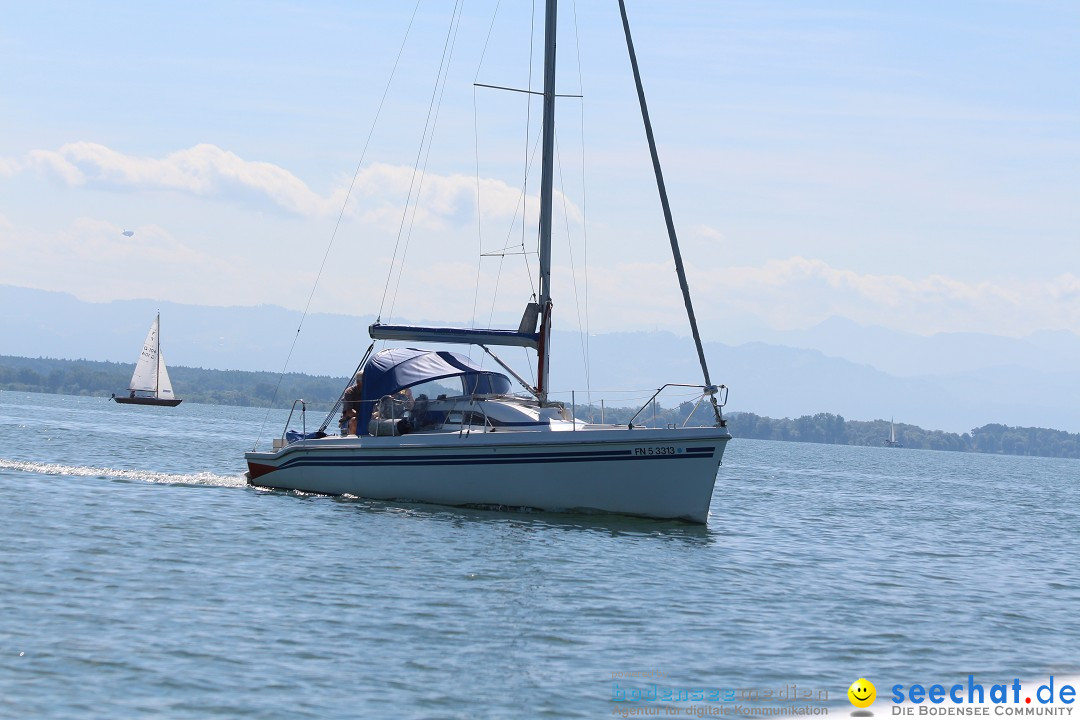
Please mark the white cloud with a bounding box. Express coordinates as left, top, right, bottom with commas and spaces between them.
0, 157, 21, 178
15, 143, 582, 230
4, 199, 1077, 340
549, 256, 1080, 340
4, 204, 1079, 342
4, 142, 1075, 341
25, 142, 336, 215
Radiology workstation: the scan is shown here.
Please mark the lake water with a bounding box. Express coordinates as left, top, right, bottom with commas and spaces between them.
1, 391, 1078, 718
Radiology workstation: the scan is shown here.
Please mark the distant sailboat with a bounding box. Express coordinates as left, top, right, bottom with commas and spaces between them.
885, 418, 902, 447
112, 313, 182, 407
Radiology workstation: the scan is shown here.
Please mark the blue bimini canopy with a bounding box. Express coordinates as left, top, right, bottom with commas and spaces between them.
359, 348, 512, 430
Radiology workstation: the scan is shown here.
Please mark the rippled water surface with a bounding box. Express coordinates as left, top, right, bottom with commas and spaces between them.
1, 391, 1078, 718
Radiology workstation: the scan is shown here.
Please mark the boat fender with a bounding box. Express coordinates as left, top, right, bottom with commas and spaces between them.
368, 418, 410, 437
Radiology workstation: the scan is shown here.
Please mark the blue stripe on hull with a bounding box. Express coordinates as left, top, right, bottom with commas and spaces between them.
264, 446, 716, 472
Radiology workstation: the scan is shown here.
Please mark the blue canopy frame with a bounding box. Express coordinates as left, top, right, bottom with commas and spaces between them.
359, 348, 512, 431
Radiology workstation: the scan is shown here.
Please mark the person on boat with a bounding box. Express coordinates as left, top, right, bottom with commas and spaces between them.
340, 373, 363, 436
370, 387, 415, 435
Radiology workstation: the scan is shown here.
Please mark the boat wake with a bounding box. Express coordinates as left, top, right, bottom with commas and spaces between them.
0, 458, 247, 488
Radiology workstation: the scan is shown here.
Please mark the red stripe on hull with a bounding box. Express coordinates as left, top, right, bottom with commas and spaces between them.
246, 462, 277, 481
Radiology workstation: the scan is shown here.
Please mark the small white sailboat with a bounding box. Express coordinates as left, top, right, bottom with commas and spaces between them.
885, 418, 902, 447
245, 0, 731, 522
113, 313, 182, 407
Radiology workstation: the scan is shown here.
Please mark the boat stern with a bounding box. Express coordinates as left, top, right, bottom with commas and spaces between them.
244, 450, 282, 485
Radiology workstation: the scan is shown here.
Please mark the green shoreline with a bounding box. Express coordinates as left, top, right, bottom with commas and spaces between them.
0, 354, 349, 410
3, 354, 1079, 459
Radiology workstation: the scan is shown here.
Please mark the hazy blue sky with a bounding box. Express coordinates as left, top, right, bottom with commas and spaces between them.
2, 0, 1077, 343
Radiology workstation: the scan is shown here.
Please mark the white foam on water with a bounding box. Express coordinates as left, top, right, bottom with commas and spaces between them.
0, 458, 248, 488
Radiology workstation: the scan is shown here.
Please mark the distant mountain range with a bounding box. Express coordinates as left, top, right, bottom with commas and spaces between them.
3, 283, 1078, 434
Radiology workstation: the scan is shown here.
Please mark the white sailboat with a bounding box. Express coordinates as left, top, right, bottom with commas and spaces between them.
113, 313, 182, 407
885, 418, 902, 447
244, 0, 731, 523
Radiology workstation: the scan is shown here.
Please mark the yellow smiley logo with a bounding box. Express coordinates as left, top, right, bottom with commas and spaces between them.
848, 678, 876, 708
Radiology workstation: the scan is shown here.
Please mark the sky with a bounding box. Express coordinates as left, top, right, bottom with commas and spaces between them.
2, 0, 1078, 346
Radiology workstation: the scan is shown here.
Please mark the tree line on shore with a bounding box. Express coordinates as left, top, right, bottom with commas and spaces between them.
3, 354, 1079, 459
572, 401, 1080, 458
0, 354, 348, 409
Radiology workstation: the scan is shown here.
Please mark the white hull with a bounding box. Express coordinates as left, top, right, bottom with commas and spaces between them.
244, 3, 735, 526
246, 426, 730, 523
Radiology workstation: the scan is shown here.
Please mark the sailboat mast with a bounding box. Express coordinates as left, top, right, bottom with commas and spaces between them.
535, 0, 558, 404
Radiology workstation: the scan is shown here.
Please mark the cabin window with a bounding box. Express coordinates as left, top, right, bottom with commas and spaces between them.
462, 373, 512, 395
408, 378, 463, 400
405, 373, 510, 400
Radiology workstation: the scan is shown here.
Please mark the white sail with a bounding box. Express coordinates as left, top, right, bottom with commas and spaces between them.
157, 351, 175, 399
129, 317, 161, 393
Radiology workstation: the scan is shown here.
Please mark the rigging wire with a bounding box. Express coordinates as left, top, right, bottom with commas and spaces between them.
470, 0, 505, 335
570, 0, 592, 403
378, 0, 465, 322
468, 1, 551, 387
522, 0, 537, 291
252, 0, 423, 451
484, 124, 543, 390
480, 119, 543, 387
490, 0, 539, 383
386, 0, 466, 322
467, 0, 541, 378
316, 344, 374, 434
616, 0, 723, 425
485, 125, 542, 327
553, 129, 590, 404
